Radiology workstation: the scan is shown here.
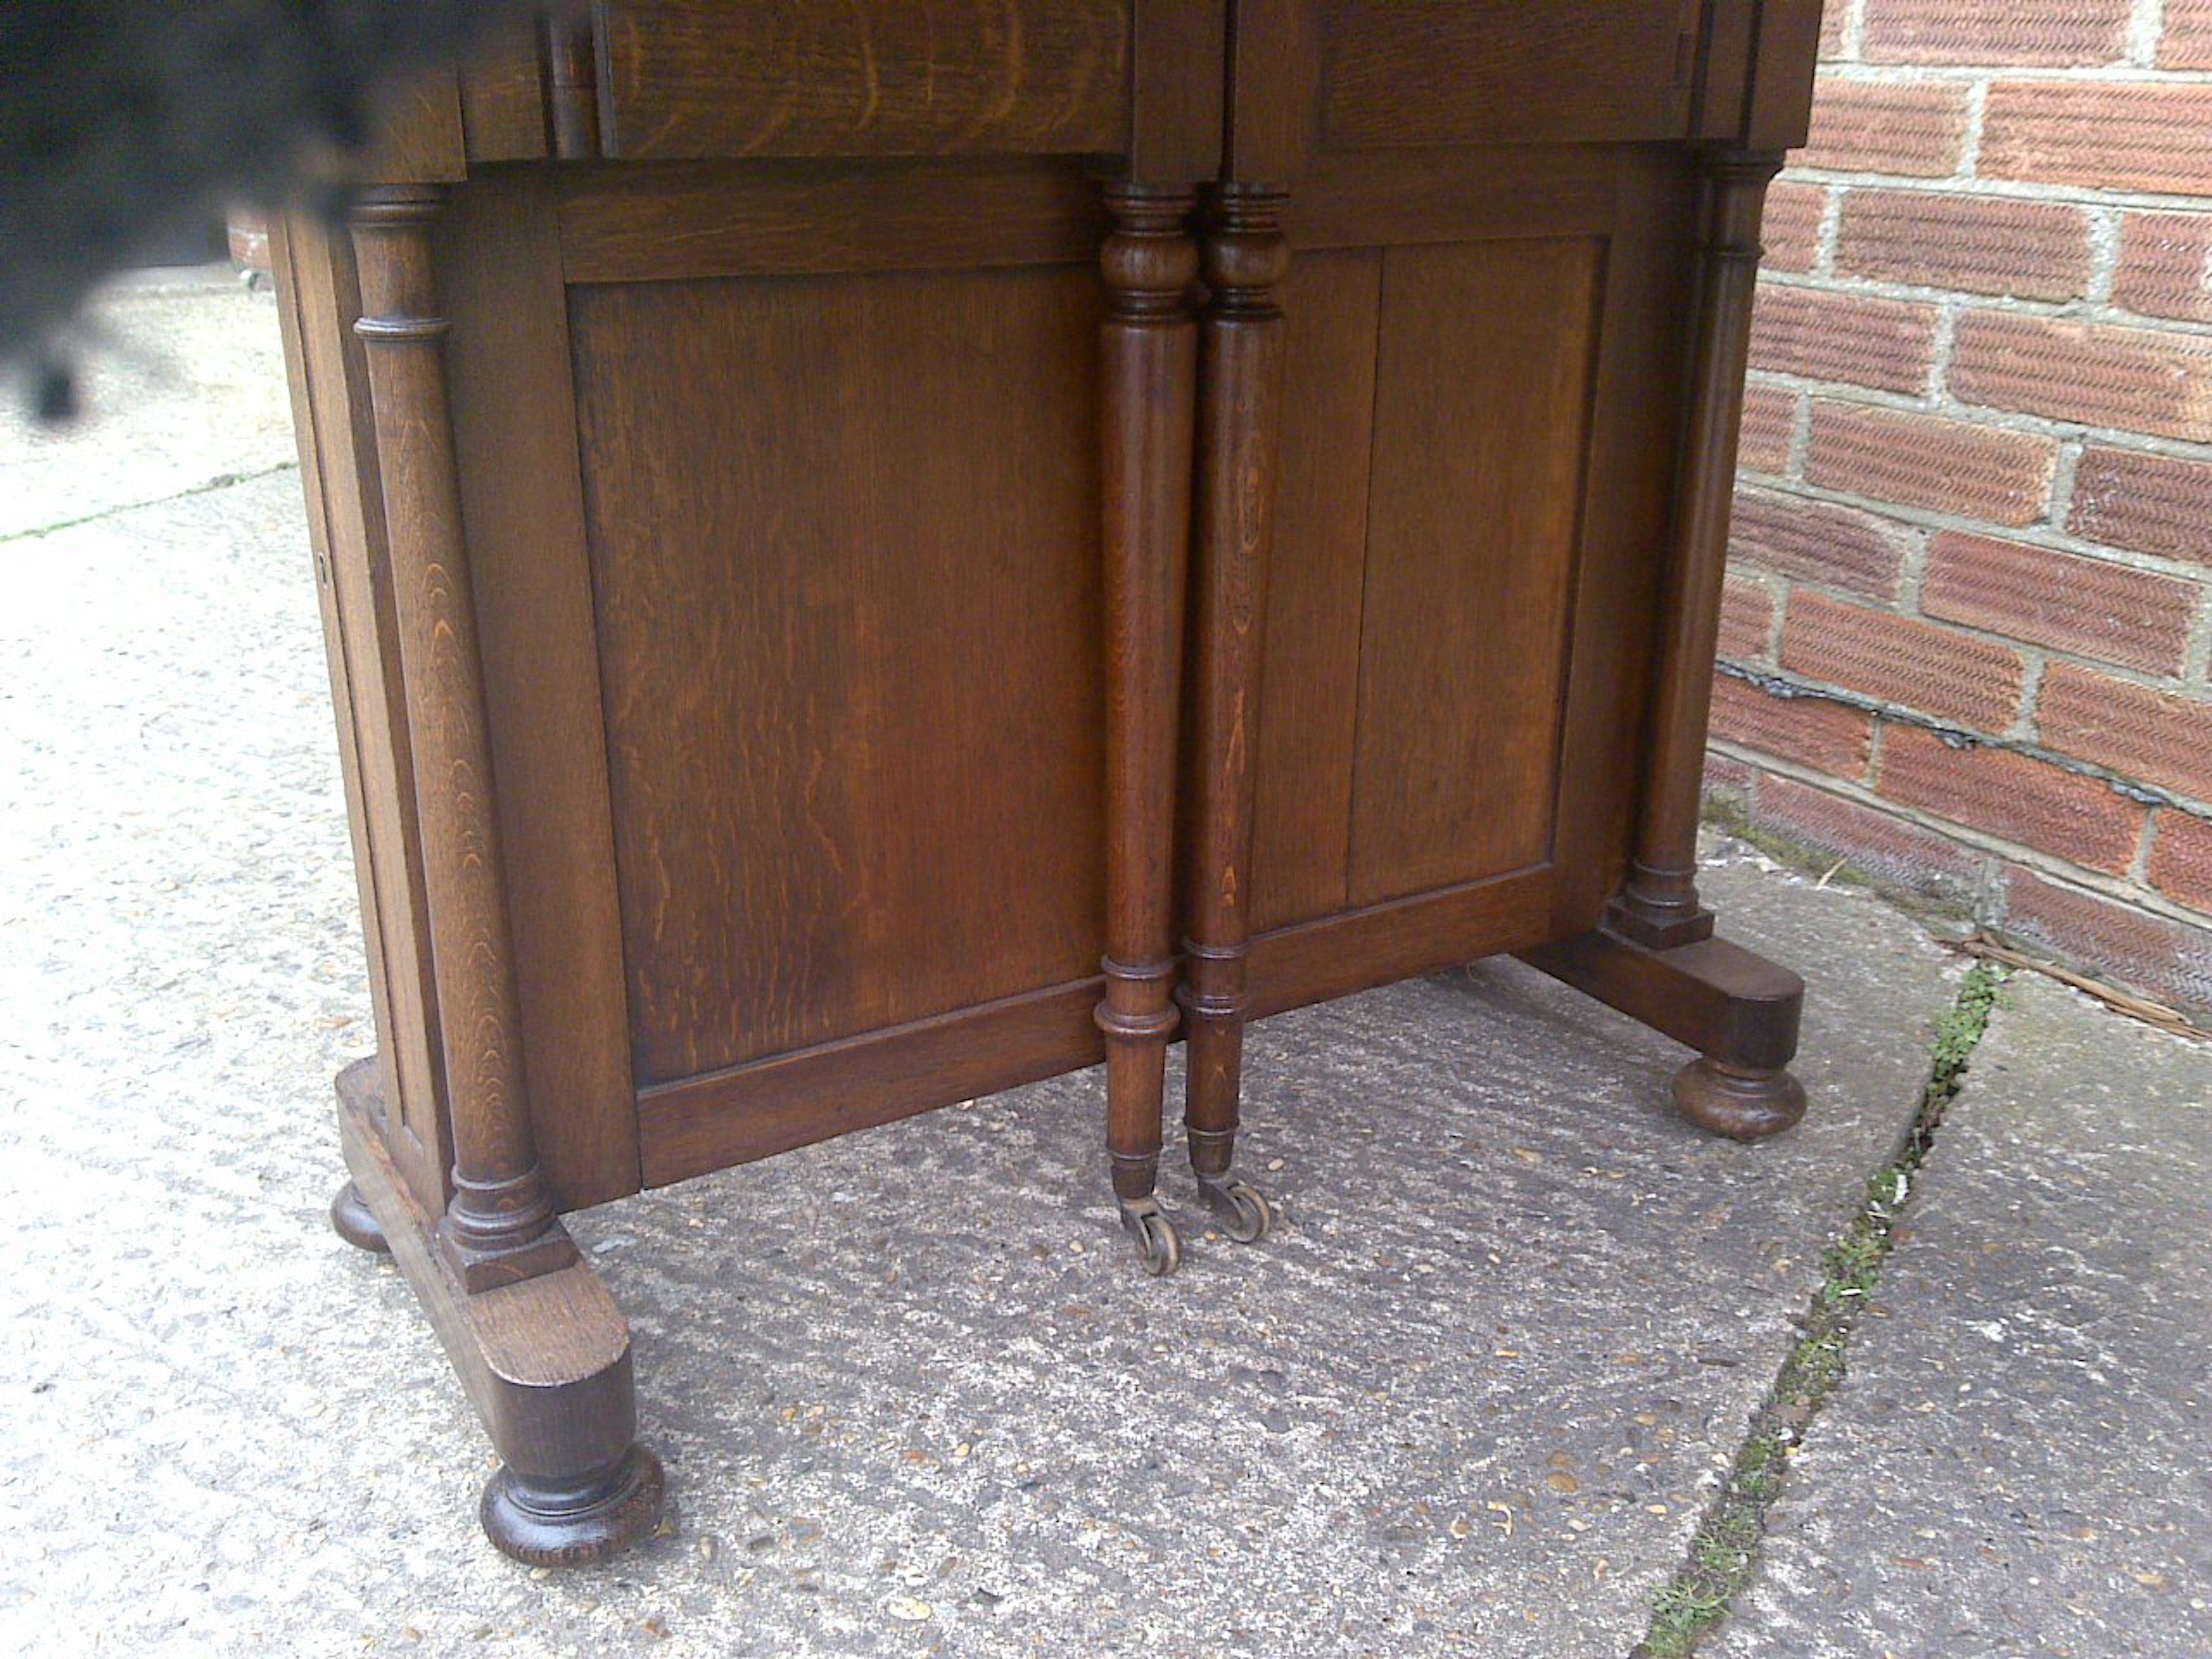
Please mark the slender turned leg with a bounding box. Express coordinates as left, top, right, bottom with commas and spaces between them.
1178, 185, 1288, 1244
330, 1181, 389, 1253
348, 187, 662, 1560
1546, 147, 1805, 1139
1096, 182, 1201, 1276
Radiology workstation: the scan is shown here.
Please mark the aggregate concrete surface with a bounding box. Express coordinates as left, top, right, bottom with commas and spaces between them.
1713, 971, 2212, 1659
0, 272, 2195, 1659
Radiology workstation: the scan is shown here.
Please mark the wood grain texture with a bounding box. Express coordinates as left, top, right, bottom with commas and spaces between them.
1246, 250, 1379, 934
361, 69, 469, 182
638, 981, 1102, 1187
570, 263, 1106, 1086
457, 25, 551, 162
1290, 144, 1618, 252
557, 156, 1108, 284
1347, 236, 1603, 906
1129, 0, 1228, 180
1616, 152, 1782, 948
599, 0, 1131, 159
439, 172, 640, 1211
351, 188, 571, 1287
1317, 0, 1697, 150
337, 1062, 637, 1475
1095, 184, 1200, 1203
1545, 151, 1702, 937
1179, 187, 1290, 1173
1248, 867, 1554, 1019
272, 210, 452, 1219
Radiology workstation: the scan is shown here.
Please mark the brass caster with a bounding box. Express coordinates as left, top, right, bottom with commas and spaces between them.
1118, 1196, 1183, 1277
1197, 1176, 1273, 1244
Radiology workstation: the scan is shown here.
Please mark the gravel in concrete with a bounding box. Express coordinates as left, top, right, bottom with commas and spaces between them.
0, 278, 1969, 1658
1714, 970, 2212, 1659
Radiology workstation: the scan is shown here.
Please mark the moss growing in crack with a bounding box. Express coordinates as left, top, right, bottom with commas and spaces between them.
1634, 962, 2005, 1659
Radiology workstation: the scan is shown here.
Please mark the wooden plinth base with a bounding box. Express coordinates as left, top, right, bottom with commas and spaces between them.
334, 1060, 664, 1564
1520, 922, 1807, 1141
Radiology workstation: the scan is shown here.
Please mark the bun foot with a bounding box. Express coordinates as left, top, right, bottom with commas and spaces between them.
1672, 1058, 1806, 1141
480, 1446, 666, 1568
330, 1180, 390, 1254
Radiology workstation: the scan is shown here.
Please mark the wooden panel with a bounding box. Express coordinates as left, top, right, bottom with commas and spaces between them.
1129, 0, 1228, 180
638, 980, 1102, 1187
1744, 0, 1825, 151
1347, 237, 1603, 906
1248, 866, 1554, 1019
1291, 145, 1619, 253
458, 27, 552, 163
1318, 0, 1697, 150
1248, 248, 1381, 933
269, 213, 450, 1217
439, 173, 641, 1212
559, 157, 1107, 284
362, 69, 469, 182
1548, 152, 1701, 936
598, 0, 1131, 160
570, 264, 1106, 1086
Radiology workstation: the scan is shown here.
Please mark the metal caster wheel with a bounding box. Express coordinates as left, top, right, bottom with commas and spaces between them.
1198, 1177, 1273, 1244
1118, 1196, 1183, 1277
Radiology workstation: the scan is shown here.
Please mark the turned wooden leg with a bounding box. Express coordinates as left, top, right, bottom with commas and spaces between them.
330, 1180, 390, 1253
1095, 181, 1201, 1276
1178, 184, 1288, 1244
1546, 146, 1805, 1138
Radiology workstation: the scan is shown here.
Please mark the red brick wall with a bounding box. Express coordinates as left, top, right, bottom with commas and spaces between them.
1717, 0, 2212, 1014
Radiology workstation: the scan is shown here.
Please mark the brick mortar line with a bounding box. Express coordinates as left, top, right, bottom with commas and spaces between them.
1715, 657, 2212, 818
2131, 0, 2166, 69
1746, 363, 2212, 464
1715, 738, 2212, 932
1736, 463, 2212, 607
1782, 167, 2212, 215
1756, 267, 2212, 343
1812, 62, 2212, 85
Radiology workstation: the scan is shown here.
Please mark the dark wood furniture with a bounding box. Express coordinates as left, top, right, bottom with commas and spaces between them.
271, 0, 1822, 1564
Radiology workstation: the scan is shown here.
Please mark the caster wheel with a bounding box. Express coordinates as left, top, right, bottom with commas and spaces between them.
1201, 1178, 1274, 1244
1118, 1197, 1183, 1277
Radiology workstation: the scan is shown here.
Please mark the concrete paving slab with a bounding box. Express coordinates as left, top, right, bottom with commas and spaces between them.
0, 269, 295, 540
1713, 971, 2212, 1659
0, 283, 1961, 1657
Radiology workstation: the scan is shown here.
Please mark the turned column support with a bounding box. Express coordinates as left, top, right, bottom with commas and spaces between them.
1611, 148, 1785, 952
349, 185, 575, 1292
1094, 181, 1201, 1274
1177, 184, 1288, 1242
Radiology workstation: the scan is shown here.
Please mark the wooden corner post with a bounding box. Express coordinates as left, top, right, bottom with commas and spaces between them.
347, 184, 576, 1294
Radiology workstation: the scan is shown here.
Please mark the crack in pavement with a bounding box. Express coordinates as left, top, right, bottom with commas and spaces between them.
0, 460, 298, 545
1632, 961, 2008, 1659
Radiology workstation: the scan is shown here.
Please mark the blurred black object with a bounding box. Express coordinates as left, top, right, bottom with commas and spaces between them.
0, 0, 526, 408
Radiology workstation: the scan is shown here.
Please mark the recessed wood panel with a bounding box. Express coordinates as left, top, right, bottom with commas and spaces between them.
1319, 0, 1694, 150
599, 0, 1131, 159
569, 264, 1106, 1085
1347, 237, 1603, 906
1248, 247, 1382, 933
